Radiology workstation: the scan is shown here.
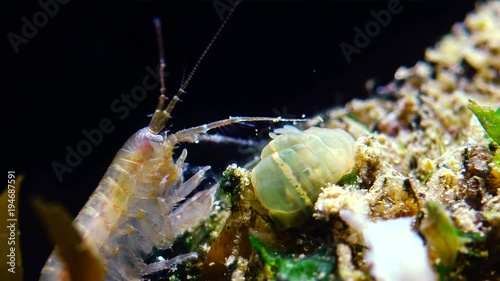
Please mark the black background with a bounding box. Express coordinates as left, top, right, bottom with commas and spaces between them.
3, 0, 476, 280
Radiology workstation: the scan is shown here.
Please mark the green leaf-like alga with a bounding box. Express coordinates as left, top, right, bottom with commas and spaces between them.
249, 233, 336, 281
468, 100, 500, 144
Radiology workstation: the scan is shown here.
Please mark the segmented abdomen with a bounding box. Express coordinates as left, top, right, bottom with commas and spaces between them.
251, 127, 356, 230
40, 128, 194, 280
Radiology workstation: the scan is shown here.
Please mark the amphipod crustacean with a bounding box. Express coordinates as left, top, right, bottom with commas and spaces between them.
251, 126, 356, 230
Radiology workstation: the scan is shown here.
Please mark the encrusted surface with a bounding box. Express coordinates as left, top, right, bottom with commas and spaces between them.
171, 2, 500, 280
310, 2, 500, 280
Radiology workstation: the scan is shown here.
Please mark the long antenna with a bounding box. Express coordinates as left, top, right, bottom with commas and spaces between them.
148, 1, 242, 134
180, 0, 241, 91
149, 18, 169, 134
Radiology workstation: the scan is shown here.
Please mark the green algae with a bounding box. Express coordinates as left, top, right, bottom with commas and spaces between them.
469, 100, 500, 144
249, 233, 336, 281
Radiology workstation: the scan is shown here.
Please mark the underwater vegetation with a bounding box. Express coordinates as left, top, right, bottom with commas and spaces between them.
468, 101, 500, 144
4, 1, 499, 281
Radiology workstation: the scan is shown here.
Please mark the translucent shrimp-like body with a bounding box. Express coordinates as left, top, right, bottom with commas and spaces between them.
40, 128, 213, 280
39, 119, 302, 280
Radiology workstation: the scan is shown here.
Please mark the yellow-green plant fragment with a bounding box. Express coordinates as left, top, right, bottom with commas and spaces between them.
0, 175, 23, 281
420, 202, 476, 281
468, 100, 500, 144
494, 148, 500, 167
420, 202, 468, 266
32, 197, 105, 281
